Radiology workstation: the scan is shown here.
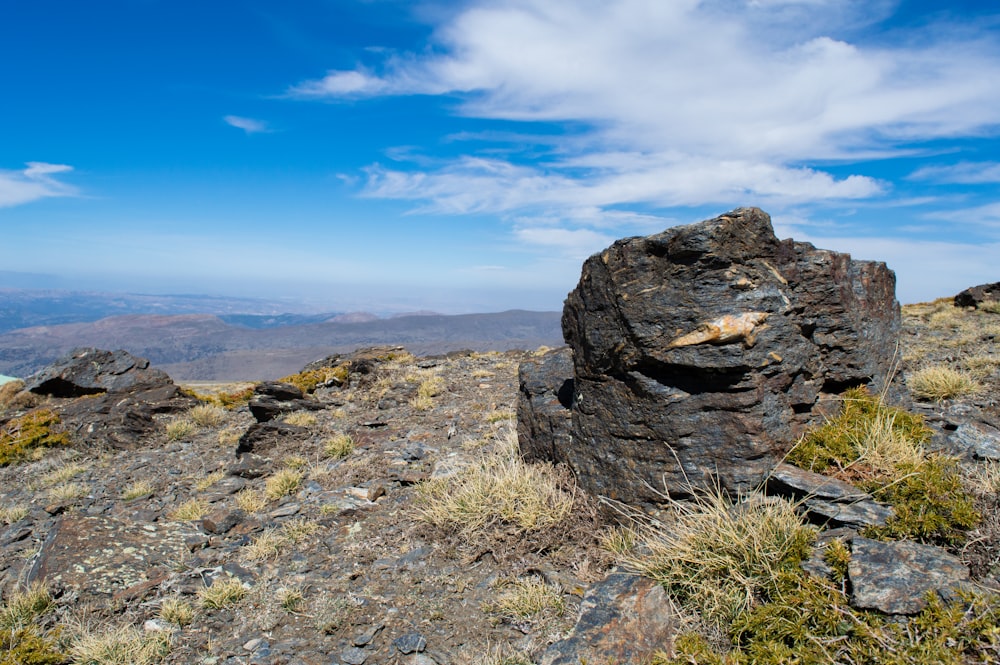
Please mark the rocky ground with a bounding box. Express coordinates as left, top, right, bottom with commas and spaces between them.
0, 298, 999, 665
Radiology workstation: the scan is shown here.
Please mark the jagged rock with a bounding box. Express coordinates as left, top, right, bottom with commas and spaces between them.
540, 572, 675, 665
57, 383, 197, 448
848, 536, 970, 614
765, 463, 894, 528
517, 347, 574, 466
248, 382, 325, 423
236, 422, 307, 456
954, 281, 1000, 308
949, 422, 1000, 461
26, 348, 173, 397
557, 207, 899, 503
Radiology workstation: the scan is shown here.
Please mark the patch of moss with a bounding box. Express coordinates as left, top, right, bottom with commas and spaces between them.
278, 365, 349, 394
668, 574, 1000, 665
0, 410, 71, 466
0, 626, 67, 665
786, 386, 930, 475
865, 456, 981, 546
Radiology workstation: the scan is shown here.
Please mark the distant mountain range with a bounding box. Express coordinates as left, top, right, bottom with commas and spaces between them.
0, 289, 563, 381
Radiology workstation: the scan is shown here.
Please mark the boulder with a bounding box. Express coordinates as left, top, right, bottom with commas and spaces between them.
555, 207, 899, 503
57, 383, 197, 448
26, 348, 173, 397
248, 381, 325, 423
517, 347, 574, 466
954, 282, 1000, 308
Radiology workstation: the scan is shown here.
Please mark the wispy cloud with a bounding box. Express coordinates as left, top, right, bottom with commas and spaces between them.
223, 115, 273, 134
290, 0, 1000, 258
0, 162, 76, 208
909, 161, 1000, 184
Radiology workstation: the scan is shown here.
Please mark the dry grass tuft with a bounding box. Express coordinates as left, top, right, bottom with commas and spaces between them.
188, 404, 226, 428
159, 597, 194, 627
283, 412, 317, 427
37, 461, 87, 488
164, 418, 196, 441
235, 488, 266, 513
120, 480, 154, 501
242, 528, 286, 562
217, 425, 243, 447
0, 502, 30, 524
68, 623, 170, 665
417, 426, 575, 537
615, 489, 814, 627
198, 577, 247, 609
323, 433, 355, 459
0, 582, 53, 630
168, 498, 209, 521
908, 365, 982, 401
264, 469, 302, 500
194, 469, 226, 492
483, 576, 566, 623
47, 481, 87, 502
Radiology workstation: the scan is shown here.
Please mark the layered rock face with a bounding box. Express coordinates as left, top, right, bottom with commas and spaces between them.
557, 207, 899, 504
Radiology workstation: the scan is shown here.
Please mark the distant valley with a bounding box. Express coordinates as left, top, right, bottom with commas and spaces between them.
0, 289, 562, 381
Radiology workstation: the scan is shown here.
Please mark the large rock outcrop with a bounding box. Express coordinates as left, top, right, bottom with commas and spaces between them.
547, 207, 899, 505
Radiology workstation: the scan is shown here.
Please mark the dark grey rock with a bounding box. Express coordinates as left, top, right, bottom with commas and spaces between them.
954, 282, 1000, 308
340, 646, 369, 665
201, 509, 244, 535
352, 623, 384, 647
766, 463, 870, 501
949, 422, 1000, 461
540, 571, 675, 665
557, 207, 899, 503
393, 632, 427, 654
517, 347, 574, 466
235, 422, 307, 455
27, 348, 173, 396
801, 497, 895, 529
849, 536, 970, 614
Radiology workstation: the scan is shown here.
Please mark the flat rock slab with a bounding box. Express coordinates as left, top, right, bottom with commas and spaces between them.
28, 515, 198, 604
27, 347, 173, 397
849, 537, 969, 615
767, 463, 870, 502
540, 572, 675, 665
949, 422, 1000, 461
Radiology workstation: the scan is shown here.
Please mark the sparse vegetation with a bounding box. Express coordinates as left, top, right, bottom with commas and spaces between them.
0, 380, 41, 415
235, 488, 267, 513
981, 300, 1000, 314
484, 576, 566, 623
198, 577, 247, 609
37, 461, 87, 489
908, 365, 981, 401
0, 409, 71, 466
283, 411, 317, 427
217, 425, 242, 447
159, 597, 193, 627
164, 418, 196, 442
168, 498, 209, 521
47, 481, 86, 502
188, 404, 226, 428
68, 623, 170, 664
418, 426, 576, 537
194, 469, 226, 492
278, 586, 305, 613
278, 365, 349, 394
0, 582, 53, 630
120, 480, 153, 501
264, 468, 302, 500
323, 433, 355, 459
0, 502, 30, 524
786, 387, 979, 545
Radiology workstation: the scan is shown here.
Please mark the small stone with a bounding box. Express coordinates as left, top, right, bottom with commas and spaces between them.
144, 618, 169, 632
243, 638, 264, 651
352, 623, 385, 647
340, 646, 369, 665
366, 485, 386, 502
393, 632, 427, 655
201, 508, 244, 535
269, 503, 301, 518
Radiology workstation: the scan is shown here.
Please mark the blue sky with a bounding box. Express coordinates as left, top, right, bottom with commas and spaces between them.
2, 0, 1000, 312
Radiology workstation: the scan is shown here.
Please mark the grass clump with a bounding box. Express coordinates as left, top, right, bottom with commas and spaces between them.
278, 366, 349, 394
619, 490, 815, 626
981, 300, 1000, 314
786, 387, 979, 546
0, 626, 66, 665
417, 427, 575, 537
283, 412, 317, 427
0, 582, 53, 630
0, 409, 71, 466
908, 366, 981, 401
47, 482, 86, 502
158, 597, 193, 627
323, 433, 355, 459
120, 480, 153, 501
264, 469, 302, 500
0, 380, 41, 415
164, 418, 196, 442
68, 623, 170, 664
188, 404, 226, 428
198, 577, 247, 609
484, 576, 566, 623
168, 498, 209, 521
0, 503, 30, 524
235, 488, 266, 513
194, 470, 226, 492
37, 461, 87, 489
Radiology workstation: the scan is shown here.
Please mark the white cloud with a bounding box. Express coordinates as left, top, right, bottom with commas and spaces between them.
909, 161, 1000, 184
514, 226, 616, 260
223, 115, 272, 134
0, 162, 76, 208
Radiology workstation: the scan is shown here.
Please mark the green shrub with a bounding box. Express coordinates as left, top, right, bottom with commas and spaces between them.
278, 366, 349, 394
0, 410, 70, 466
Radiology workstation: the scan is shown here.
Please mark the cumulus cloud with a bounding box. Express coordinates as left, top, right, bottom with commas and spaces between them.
0, 162, 76, 208
223, 115, 272, 134
291, 0, 1000, 258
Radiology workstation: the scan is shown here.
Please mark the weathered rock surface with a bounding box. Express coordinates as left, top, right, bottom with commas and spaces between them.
248, 381, 325, 423
849, 537, 970, 614
765, 463, 894, 528
954, 281, 1000, 308
517, 347, 574, 466
540, 572, 675, 665
556, 207, 899, 503
26, 347, 173, 397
